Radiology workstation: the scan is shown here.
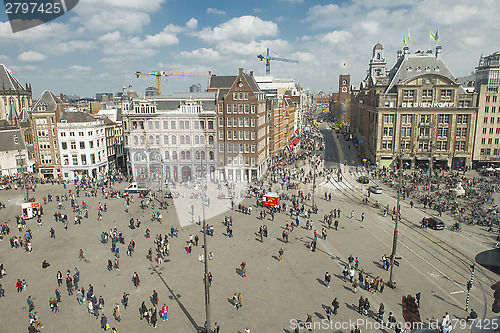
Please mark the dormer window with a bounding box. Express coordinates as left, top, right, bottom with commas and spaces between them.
425, 66, 430, 71
406, 67, 412, 71
416, 66, 421, 71
434, 66, 440, 71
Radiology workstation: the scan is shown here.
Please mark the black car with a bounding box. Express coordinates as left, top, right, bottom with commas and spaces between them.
357, 176, 369, 184
421, 217, 445, 230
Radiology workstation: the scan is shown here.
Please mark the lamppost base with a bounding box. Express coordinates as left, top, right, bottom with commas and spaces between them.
387, 280, 397, 289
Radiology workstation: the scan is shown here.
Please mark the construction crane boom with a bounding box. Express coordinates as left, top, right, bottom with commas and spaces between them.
257, 48, 298, 75
135, 70, 211, 96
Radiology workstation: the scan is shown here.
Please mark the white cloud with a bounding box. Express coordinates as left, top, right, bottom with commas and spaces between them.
186, 18, 198, 29
54, 40, 95, 54
77, 10, 151, 34
322, 31, 352, 44
69, 65, 91, 72
0, 54, 9, 62
198, 16, 278, 43
179, 48, 220, 61
76, 0, 166, 12
207, 8, 226, 15
143, 24, 181, 47
18, 51, 46, 62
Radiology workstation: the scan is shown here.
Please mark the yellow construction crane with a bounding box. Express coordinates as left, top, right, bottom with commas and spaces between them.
135, 70, 211, 96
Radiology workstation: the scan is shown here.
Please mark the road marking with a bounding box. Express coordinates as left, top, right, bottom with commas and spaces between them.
450, 290, 465, 294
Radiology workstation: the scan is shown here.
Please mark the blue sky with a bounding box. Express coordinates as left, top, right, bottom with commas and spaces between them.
1, 0, 499, 98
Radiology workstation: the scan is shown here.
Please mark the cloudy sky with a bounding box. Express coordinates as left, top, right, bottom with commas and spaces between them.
0, 0, 498, 98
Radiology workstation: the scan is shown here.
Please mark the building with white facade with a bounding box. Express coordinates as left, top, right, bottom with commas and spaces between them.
122, 92, 217, 185
57, 112, 107, 180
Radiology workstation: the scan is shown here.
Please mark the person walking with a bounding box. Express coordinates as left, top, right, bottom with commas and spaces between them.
55, 288, 61, 303
122, 292, 129, 309
100, 314, 108, 330
416, 292, 421, 308
278, 248, 284, 262
378, 302, 384, 322
332, 298, 340, 315
361, 213, 365, 222
57, 271, 63, 287
324, 272, 331, 288
151, 290, 158, 307
114, 303, 121, 323
132, 272, 140, 287
151, 309, 158, 328
240, 262, 247, 278
325, 305, 332, 322
161, 304, 168, 321
358, 296, 365, 314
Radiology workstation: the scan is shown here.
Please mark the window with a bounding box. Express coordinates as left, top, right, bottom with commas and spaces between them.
484, 117, 489, 124
238, 105, 244, 114
233, 131, 237, 140
227, 105, 232, 113
185, 135, 190, 144
438, 114, 450, 124
496, 139, 500, 145
227, 118, 232, 127
218, 118, 223, 127
79, 132, 84, 136
401, 127, 412, 137
63, 155, 69, 165
227, 131, 232, 140
245, 144, 249, 153
72, 154, 78, 165
251, 119, 256, 127
164, 136, 169, 144
172, 136, 177, 144
60, 132, 66, 137
493, 107, 497, 113
227, 143, 232, 153
457, 115, 468, 124
251, 158, 256, 166
497, 128, 500, 134
163, 121, 168, 129
251, 132, 255, 140
481, 138, 486, 144
218, 104, 223, 113
80, 142, 85, 149
383, 127, 394, 136
239, 93, 243, 100
400, 140, 411, 150
233, 93, 238, 100
244, 118, 249, 127
436, 141, 447, 151
419, 127, 430, 137
70, 132, 75, 137
244, 131, 249, 140
418, 141, 429, 150
456, 127, 467, 138
227, 156, 233, 165
180, 136, 185, 145
437, 127, 448, 137
440, 89, 452, 99
244, 92, 248, 100
171, 121, 176, 129
218, 131, 224, 139
172, 151, 177, 160
491, 117, 495, 124
239, 143, 244, 153
208, 135, 214, 144
185, 121, 190, 129
165, 151, 170, 159
490, 128, 494, 134
81, 154, 87, 165
494, 149, 500, 155
61, 142, 67, 150
156, 135, 160, 145
233, 105, 237, 113
239, 118, 243, 127
148, 121, 153, 130
488, 138, 493, 144
179, 121, 184, 130
493, 96, 498, 102
485, 107, 490, 113
233, 118, 237, 127
244, 104, 249, 113
480, 148, 491, 155
186, 151, 191, 160
239, 131, 243, 140
455, 141, 466, 151
420, 114, 431, 123
401, 114, 412, 124
251, 105, 256, 114
90, 141, 94, 149
422, 90, 433, 98
208, 121, 214, 130
219, 143, 224, 152
381, 140, 393, 149
70, 141, 76, 149
483, 128, 487, 134
403, 90, 415, 98
383, 114, 394, 124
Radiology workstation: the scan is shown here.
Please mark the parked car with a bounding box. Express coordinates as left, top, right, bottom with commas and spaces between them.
357, 176, 369, 184
421, 217, 445, 230
369, 186, 383, 194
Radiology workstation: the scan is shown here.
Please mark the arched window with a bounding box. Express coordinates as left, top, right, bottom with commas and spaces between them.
208, 135, 214, 145
140, 135, 145, 145
171, 135, 177, 144
133, 136, 138, 145
164, 135, 169, 144
155, 135, 160, 145
172, 151, 177, 159
134, 152, 147, 162
209, 151, 214, 160
195, 151, 200, 160
180, 151, 186, 159
194, 135, 200, 145
185, 135, 190, 144
150, 152, 161, 162
148, 135, 154, 144
200, 135, 205, 144
165, 151, 170, 159
200, 151, 206, 160
208, 120, 214, 129
180, 135, 185, 145
186, 151, 191, 160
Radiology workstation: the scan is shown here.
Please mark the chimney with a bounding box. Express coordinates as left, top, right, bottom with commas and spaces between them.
239, 68, 243, 75
250, 71, 253, 77
397, 50, 402, 59
403, 46, 410, 59
435, 45, 442, 58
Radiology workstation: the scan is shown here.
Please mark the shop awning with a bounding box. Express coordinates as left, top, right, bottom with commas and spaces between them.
379, 158, 394, 168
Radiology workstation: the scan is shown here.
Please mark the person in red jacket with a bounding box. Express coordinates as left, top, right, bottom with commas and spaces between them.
16, 279, 23, 292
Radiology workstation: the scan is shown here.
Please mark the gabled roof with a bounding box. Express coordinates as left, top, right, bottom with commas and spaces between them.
385, 54, 458, 93
32, 90, 63, 113
242, 73, 261, 93
0, 64, 28, 92
209, 75, 237, 89
59, 111, 96, 123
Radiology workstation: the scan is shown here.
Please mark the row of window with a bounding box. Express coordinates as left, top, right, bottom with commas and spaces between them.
132, 134, 214, 146
134, 151, 215, 162
480, 148, 500, 156
218, 143, 256, 154
382, 126, 467, 138
61, 140, 102, 150
227, 156, 256, 167
222, 104, 256, 114
481, 128, 500, 134
60, 129, 103, 137
485, 95, 498, 103
131, 119, 214, 131
483, 117, 500, 124
62, 152, 102, 166
383, 114, 468, 124
382, 140, 467, 151
133, 105, 156, 114
233, 92, 249, 100
481, 138, 500, 145
223, 130, 255, 141
224, 117, 256, 128
403, 89, 452, 99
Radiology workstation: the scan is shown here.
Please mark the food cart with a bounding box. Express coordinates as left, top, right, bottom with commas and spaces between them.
21, 202, 40, 219
261, 192, 280, 208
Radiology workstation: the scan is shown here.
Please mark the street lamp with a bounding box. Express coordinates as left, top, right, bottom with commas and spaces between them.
200, 149, 211, 332
388, 152, 401, 288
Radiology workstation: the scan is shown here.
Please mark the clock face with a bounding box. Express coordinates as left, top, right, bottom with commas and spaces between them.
342, 80, 347, 85
341, 87, 348, 92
